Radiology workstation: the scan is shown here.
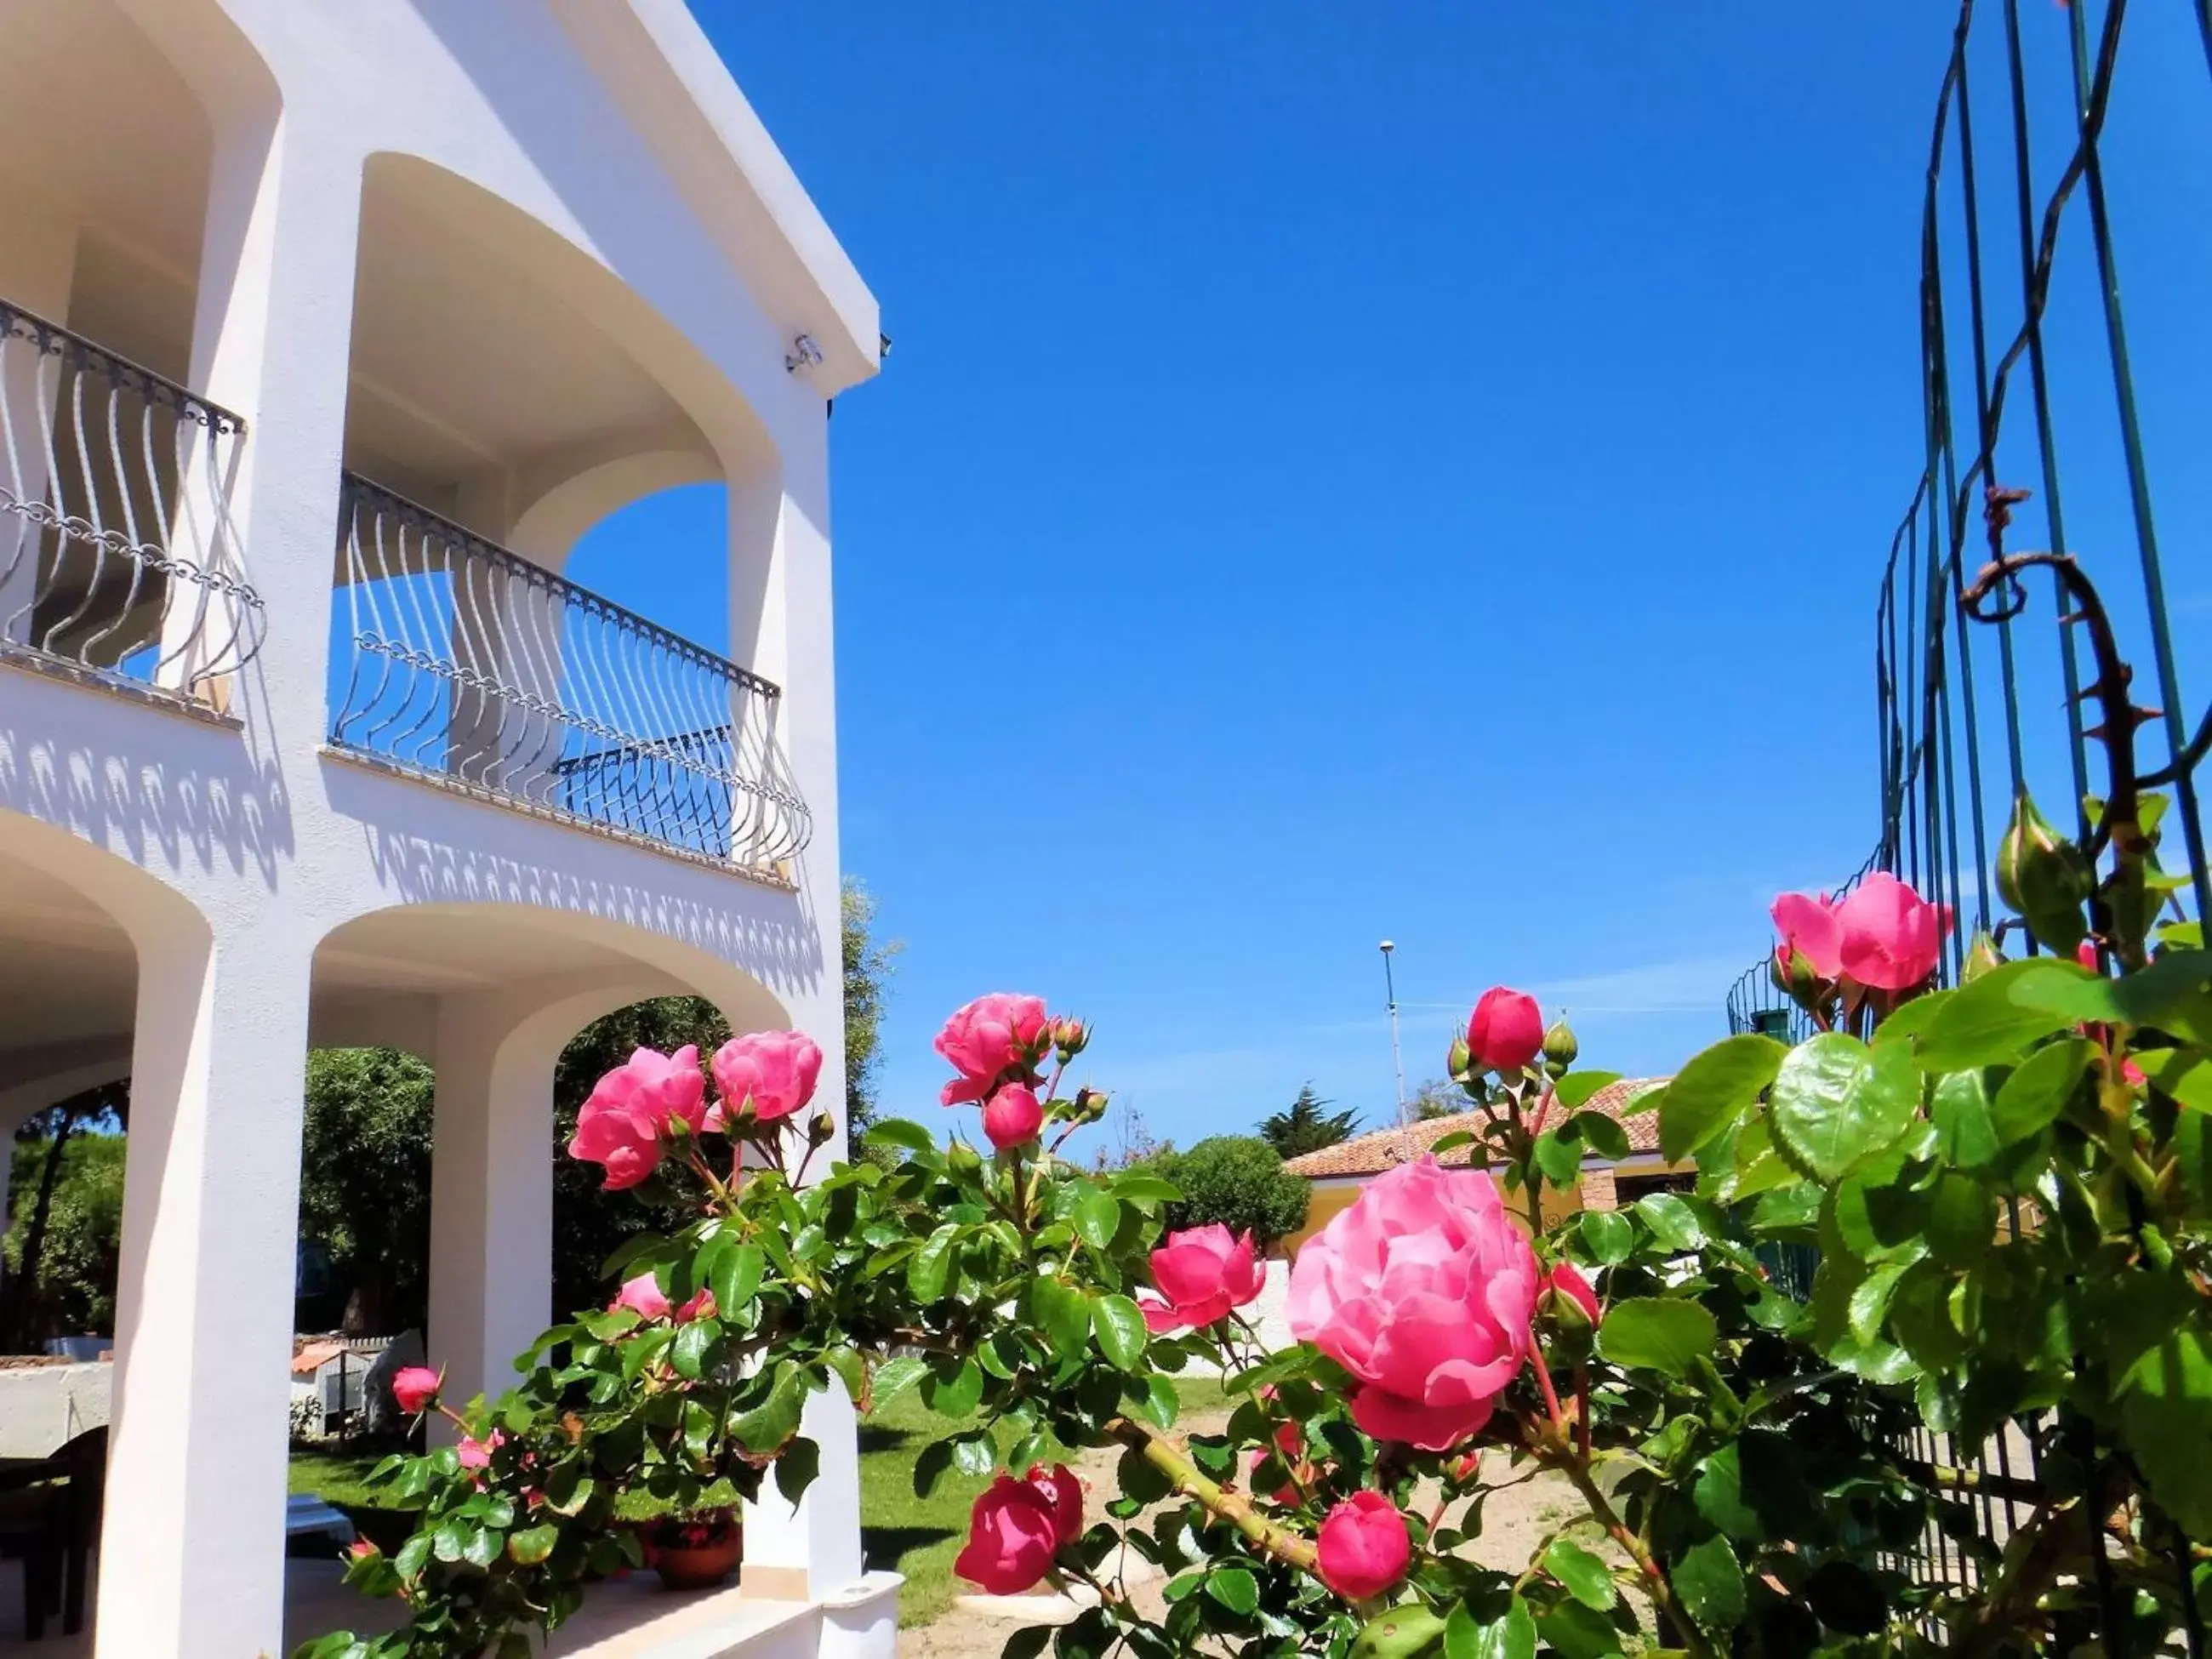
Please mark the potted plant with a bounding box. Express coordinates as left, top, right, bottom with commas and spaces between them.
640, 1507, 741, 1592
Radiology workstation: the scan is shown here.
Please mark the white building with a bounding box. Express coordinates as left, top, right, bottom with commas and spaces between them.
0, 2, 891, 1655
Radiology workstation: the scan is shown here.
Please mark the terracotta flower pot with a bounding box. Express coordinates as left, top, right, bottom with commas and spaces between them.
647, 1532, 742, 1592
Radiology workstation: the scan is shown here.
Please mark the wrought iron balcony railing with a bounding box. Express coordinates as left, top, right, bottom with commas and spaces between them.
0, 299, 261, 709
330, 473, 811, 871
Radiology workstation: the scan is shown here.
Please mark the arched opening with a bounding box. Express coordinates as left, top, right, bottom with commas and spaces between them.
324, 153, 801, 872
0, 0, 273, 706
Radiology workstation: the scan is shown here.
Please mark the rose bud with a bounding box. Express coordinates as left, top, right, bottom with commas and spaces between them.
1316, 1491, 1411, 1602
1997, 787, 2093, 954
1466, 988, 1544, 1075
1963, 930, 2005, 982
1050, 1016, 1089, 1061
1542, 1015, 1578, 1073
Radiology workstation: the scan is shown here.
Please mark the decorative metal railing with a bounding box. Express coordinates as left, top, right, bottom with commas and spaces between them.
0, 298, 260, 705
329, 473, 810, 869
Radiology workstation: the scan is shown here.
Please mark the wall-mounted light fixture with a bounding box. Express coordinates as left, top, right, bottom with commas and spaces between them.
785, 334, 824, 373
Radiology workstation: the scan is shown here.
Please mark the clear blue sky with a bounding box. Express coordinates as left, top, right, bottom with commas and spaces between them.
570, 3, 2212, 1152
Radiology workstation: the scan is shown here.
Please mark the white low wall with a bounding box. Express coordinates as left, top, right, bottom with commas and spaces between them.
0, 1360, 111, 1457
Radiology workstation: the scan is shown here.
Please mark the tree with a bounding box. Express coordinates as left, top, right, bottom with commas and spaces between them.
1257, 1084, 1360, 1159
1146, 1135, 1310, 1247
841, 876, 900, 1139
299, 1048, 436, 1335
3, 1092, 126, 1347
1409, 1079, 1467, 1120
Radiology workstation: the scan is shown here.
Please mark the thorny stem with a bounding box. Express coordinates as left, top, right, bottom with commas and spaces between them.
1105, 1417, 1320, 1576
1537, 1442, 1719, 1659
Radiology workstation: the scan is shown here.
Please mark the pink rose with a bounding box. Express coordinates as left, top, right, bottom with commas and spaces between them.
1137, 1224, 1266, 1333
981, 1084, 1044, 1150
675, 1287, 718, 1325
456, 1431, 502, 1474
934, 994, 1051, 1105
1289, 1157, 1540, 1450
1026, 1463, 1083, 1546
1250, 1420, 1309, 1506
1316, 1491, 1411, 1602
611, 1271, 673, 1322
1466, 988, 1544, 1075
390, 1365, 442, 1416
348, 1537, 379, 1561
1771, 891, 1846, 982
705, 1030, 824, 1128
1542, 1261, 1601, 1325
566, 1046, 706, 1189
953, 1474, 1064, 1594
1834, 873, 1950, 992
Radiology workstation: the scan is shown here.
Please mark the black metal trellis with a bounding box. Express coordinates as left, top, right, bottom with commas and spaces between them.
1720, 1, 2212, 1646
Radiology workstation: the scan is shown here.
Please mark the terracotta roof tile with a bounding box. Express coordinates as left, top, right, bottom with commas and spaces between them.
1280, 1077, 1669, 1180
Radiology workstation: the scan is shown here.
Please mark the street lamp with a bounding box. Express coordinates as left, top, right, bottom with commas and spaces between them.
1379, 941, 1409, 1128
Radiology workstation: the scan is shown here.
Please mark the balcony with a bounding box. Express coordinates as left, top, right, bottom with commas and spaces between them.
328, 472, 810, 875
0, 299, 262, 716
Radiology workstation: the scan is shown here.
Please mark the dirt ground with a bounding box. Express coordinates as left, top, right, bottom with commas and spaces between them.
897, 1411, 1591, 1659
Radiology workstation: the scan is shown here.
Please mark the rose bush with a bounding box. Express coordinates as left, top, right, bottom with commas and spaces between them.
305, 609, 2212, 1659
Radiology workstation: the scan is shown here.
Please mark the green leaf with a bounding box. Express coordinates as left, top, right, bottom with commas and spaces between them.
1468, 1599, 1537, 1659
999, 1628, 1053, 1659
923, 1358, 984, 1418
1769, 1034, 1917, 1183
775, 1436, 821, 1507
1913, 959, 2083, 1071
1543, 1537, 1616, 1610
1597, 1297, 1718, 1377
668, 1317, 719, 1381
1579, 1209, 1634, 1265
1428, 1130, 1478, 1156
462, 1525, 503, 1569
1033, 1278, 1094, 1362
1075, 1192, 1122, 1251
1556, 1070, 1624, 1109
731, 1362, 808, 1455
1576, 1110, 1631, 1161
869, 1354, 928, 1411
1989, 1037, 2091, 1147
2119, 1325, 2212, 1538
1930, 1069, 2000, 1167
912, 1438, 954, 1497
1660, 1035, 1786, 1162
908, 1224, 961, 1303
1925, 1171, 1996, 1268
1633, 1192, 1703, 1251
1693, 1443, 1762, 1540
1092, 1295, 1148, 1371
1534, 1600, 1624, 1659
1132, 1375, 1178, 1431
866, 1117, 937, 1153
1204, 1567, 1260, 1616
1111, 1172, 1183, 1207
1672, 1535, 1747, 1631
2136, 1046, 2212, 1114
711, 1242, 767, 1315
951, 1432, 997, 1478
1534, 1126, 1584, 1184
395, 1531, 432, 1580
506, 1523, 559, 1565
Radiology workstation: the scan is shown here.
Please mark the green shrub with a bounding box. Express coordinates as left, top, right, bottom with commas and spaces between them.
1147, 1134, 1308, 1246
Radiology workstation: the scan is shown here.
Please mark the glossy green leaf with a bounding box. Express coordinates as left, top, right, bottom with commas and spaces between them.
1093, 1295, 1148, 1370
1556, 1070, 1625, 1109
2136, 1046, 2212, 1114
1576, 1110, 1631, 1161
922, 1357, 983, 1417
1925, 1171, 1996, 1268
1579, 1208, 1634, 1265
1659, 1035, 1786, 1162
1112, 1173, 1183, 1207
1534, 1126, 1584, 1184
1075, 1192, 1122, 1251
1672, 1535, 1747, 1631
1634, 1192, 1703, 1251
1543, 1537, 1617, 1610
1351, 1606, 1445, 1657
1597, 1297, 1717, 1377
731, 1362, 807, 1455
865, 1118, 937, 1153
505, 1522, 559, 1565
1769, 1034, 1917, 1183
1988, 1038, 2091, 1147
1930, 1069, 1999, 1167
1534, 1600, 1624, 1659
668, 1317, 719, 1381
2119, 1325, 2212, 1538
1912, 960, 2082, 1071
907, 1225, 961, 1303
774, 1435, 821, 1506
868, 1354, 928, 1411
1204, 1567, 1260, 1616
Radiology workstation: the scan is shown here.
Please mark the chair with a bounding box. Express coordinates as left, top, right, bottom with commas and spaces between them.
0, 1427, 105, 1639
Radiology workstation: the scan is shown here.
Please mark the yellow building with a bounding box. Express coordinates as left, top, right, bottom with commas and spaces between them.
1280, 1078, 1681, 1256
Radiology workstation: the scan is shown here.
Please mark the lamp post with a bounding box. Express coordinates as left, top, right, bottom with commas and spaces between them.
1380, 941, 1409, 1128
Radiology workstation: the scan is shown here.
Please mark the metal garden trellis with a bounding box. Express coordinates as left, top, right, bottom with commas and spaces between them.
1719, 1, 2212, 1648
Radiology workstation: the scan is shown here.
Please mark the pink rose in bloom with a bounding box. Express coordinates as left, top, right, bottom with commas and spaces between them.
1026, 1463, 1084, 1547
456, 1432, 502, 1474
953, 1474, 1063, 1594
1466, 988, 1544, 1075
1835, 874, 1951, 992
1289, 1157, 1541, 1450
390, 1365, 442, 1416
1316, 1491, 1411, 1602
1771, 891, 1846, 982
566, 1046, 707, 1190
934, 994, 1051, 1105
705, 1030, 824, 1128
1137, 1224, 1266, 1334
981, 1084, 1045, 1151
1542, 1261, 1601, 1325
611, 1271, 673, 1322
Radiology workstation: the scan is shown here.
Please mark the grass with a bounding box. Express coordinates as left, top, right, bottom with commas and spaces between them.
284, 1378, 1234, 1628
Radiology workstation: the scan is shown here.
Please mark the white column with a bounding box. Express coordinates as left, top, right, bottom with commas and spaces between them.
97, 920, 313, 1659
732, 431, 869, 1605
0, 193, 79, 647
426, 994, 560, 1418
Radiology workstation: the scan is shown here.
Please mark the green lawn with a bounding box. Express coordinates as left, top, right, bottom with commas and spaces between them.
285, 1378, 1231, 1629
